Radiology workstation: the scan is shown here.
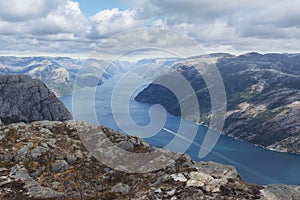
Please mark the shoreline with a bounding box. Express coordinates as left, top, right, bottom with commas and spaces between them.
59, 85, 300, 158
194, 121, 300, 157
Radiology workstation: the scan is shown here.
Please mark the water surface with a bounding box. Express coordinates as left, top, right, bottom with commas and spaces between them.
61, 75, 300, 185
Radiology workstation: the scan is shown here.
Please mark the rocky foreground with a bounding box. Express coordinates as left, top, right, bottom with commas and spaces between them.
0, 120, 299, 199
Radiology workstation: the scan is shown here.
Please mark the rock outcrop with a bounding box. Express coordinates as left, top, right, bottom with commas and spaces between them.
0, 75, 72, 124
0, 120, 297, 199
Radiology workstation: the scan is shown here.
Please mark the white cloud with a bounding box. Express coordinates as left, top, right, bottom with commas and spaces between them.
29, 0, 88, 36
124, 0, 300, 51
87, 8, 143, 39
244, 1, 300, 28
0, 0, 88, 36
0, 0, 300, 57
0, 0, 62, 22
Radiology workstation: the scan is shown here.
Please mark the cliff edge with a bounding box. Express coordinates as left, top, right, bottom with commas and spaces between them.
0, 75, 72, 124
1, 120, 298, 199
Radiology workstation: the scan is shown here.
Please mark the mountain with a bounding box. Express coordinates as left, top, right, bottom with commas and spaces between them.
0, 56, 132, 97
133, 57, 184, 80
0, 75, 72, 124
0, 120, 298, 199
0, 65, 298, 199
135, 53, 300, 154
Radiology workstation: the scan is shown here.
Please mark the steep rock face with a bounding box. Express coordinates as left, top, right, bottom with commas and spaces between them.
0, 75, 72, 124
135, 53, 300, 154
0, 120, 296, 199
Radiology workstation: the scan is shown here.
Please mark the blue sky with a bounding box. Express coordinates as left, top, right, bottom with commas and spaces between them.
75, 0, 127, 16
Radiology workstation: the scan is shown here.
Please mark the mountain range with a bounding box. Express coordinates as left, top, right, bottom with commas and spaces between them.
0, 57, 299, 199
0, 56, 132, 97
135, 52, 300, 154
1, 53, 299, 155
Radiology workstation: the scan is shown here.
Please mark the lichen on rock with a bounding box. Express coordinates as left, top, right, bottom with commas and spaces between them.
0, 120, 296, 199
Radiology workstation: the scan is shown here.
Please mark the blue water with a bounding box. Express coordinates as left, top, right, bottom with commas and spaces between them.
61, 75, 300, 185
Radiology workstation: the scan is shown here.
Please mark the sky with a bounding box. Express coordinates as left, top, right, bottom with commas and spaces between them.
75, 0, 127, 16
0, 0, 300, 60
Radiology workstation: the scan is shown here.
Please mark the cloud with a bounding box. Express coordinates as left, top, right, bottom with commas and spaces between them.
141, 0, 300, 53
128, 0, 264, 25
87, 8, 143, 39
0, 0, 300, 57
242, 1, 300, 28
226, 1, 300, 41
29, 0, 88, 36
0, 0, 88, 36
0, 0, 62, 22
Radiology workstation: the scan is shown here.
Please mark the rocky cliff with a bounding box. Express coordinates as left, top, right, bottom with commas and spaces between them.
135, 53, 300, 154
0, 120, 298, 199
0, 75, 72, 124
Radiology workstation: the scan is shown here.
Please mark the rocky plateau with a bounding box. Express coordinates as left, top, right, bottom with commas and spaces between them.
0, 120, 299, 199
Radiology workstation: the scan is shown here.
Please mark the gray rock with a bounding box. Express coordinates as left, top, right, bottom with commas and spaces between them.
75, 150, 83, 159
30, 146, 47, 158
0, 132, 4, 141
166, 189, 176, 196
51, 160, 70, 173
47, 138, 57, 148
186, 171, 226, 193
117, 140, 134, 151
195, 161, 239, 180
0, 175, 13, 187
41, 142, 49, 148
0, 75, 72, 124
32, 120, 63, 130
31, 166, 46, 177
51, 182, 60, 190
0, 167, 8, 172
154, 188, 162, 193
39, 128, 53, 136
17, 143, 33, 157
261, 185, 300, 200
111, 183, 130, 193
66, 154, 77, 164
10, 165, 63, 198
171, 173, 187, 182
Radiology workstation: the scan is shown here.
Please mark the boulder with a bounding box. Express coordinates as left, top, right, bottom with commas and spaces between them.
51, 160, 70, 173
111, 183, 130, 193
